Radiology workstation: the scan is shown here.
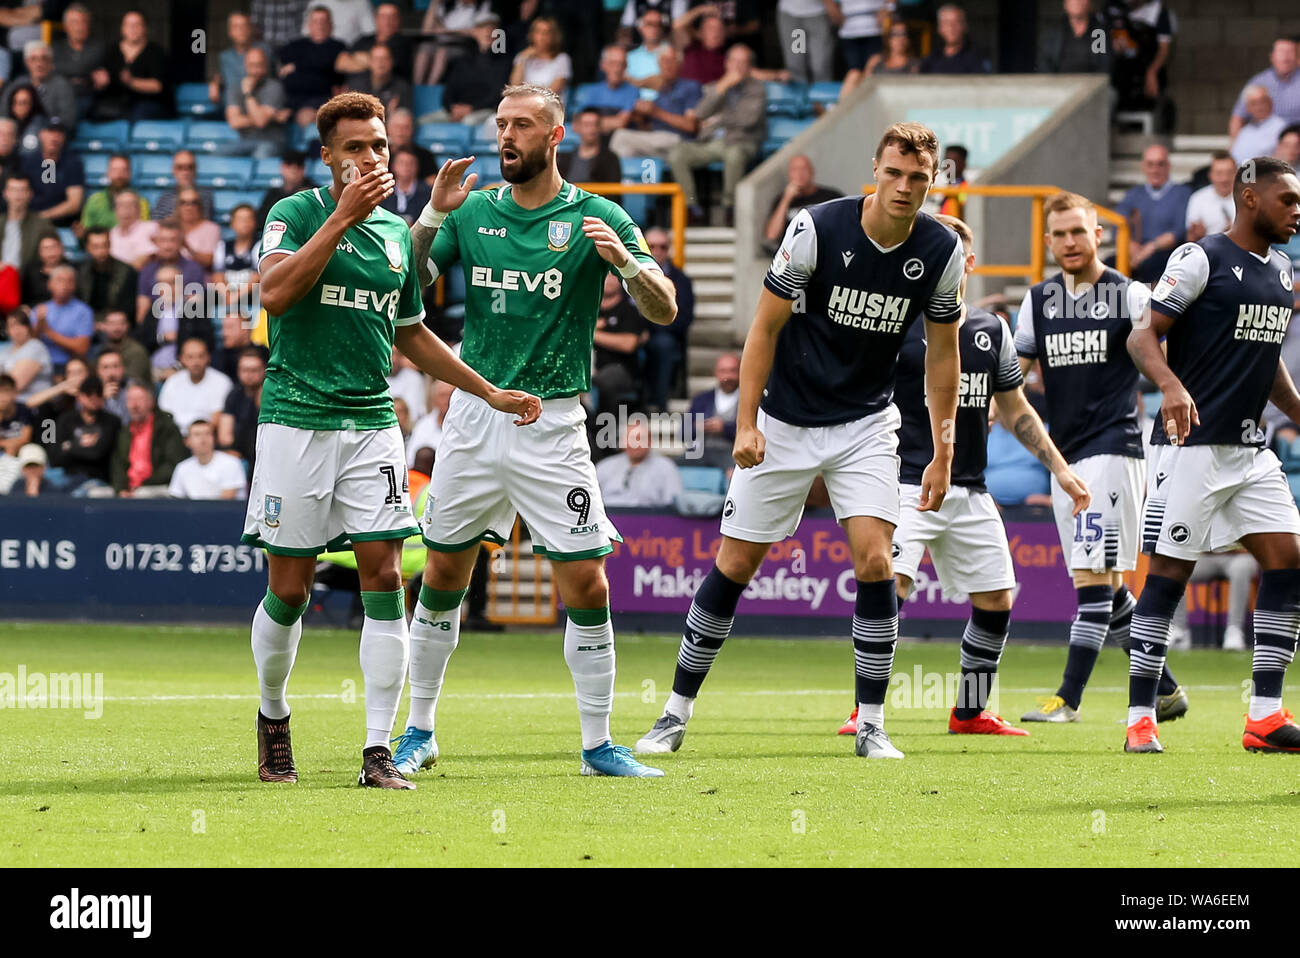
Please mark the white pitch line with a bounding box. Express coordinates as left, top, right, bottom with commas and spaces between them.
6, 684, 1275, 707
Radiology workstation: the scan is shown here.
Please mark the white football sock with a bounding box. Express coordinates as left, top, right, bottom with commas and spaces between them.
565, 615, 615, 751
1249, 695, 1282, 721
1128, 705, 1157, 725
251, 602, 302, 721
405, 597, 461, 732
360, 614, 410, 750
857, 703, 884, 729
665, 690, 694, 721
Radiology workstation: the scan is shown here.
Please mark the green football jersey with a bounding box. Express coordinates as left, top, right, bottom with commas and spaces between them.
258, 186, 425, 431
427, 181, 660, 399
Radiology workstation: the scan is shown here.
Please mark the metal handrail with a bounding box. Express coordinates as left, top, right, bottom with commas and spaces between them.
862, 183, 1132, 281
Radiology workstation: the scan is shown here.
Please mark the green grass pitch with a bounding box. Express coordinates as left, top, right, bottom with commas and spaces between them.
4, 622, 1300, 867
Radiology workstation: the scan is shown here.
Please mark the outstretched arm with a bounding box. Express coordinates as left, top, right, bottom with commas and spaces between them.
394, 323, 540, 425
992, 386, 1089, 515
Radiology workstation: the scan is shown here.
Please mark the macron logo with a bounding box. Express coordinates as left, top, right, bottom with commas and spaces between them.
842, 250, 855, 267
50, 888, 151, 939
1232, 266, 1244, 281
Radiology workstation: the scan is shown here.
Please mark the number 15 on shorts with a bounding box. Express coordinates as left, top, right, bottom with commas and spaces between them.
1074, 511, 1102, 543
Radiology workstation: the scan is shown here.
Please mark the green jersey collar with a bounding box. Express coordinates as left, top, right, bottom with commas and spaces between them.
496, 179, 578, 211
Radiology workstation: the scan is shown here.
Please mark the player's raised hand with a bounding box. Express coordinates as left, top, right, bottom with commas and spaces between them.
917, 459, 950, 512
1056, 467, 1091, 517
334, 166, 394, 228
1160, 381, 1200, 446
487, 387, 543, 426
431, 157, 479, 212
733, 422, 766, 469
582, 216, 630, 268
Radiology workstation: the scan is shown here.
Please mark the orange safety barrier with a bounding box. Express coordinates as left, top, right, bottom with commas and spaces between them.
862, 183, 1131, 281
433, 181, 686, 307
485, 519, 558, 625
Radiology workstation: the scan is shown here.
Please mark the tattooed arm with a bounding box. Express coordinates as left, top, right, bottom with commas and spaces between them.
993, 386, 1090, 516
412, 156, 479, 289
580, 215, 678, 325
410, 218, 439, 288
622, 265, 678, 325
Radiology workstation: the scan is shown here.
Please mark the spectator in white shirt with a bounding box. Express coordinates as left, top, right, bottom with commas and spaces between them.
1231, 85, 1288, 166
596, 416, 683, 508
168, 418, 248, 499
387, 347, 427, 419
1185, 150, 1237, 242
301, 0, 374, 46
157, 336, 234, 437
407, 377, 453, 467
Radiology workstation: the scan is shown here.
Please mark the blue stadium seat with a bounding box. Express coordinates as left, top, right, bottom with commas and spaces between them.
83, 154, 111, 187
127, 119, 186, 152
249, 156, 284, 189
137, 188, 164, 210
807, 82, 841, 109
417, 121, 471, 154
765, 81, 809, 118
72, 120, 129, 153
1141, 391, 1162, 418
762, 116, 814, 155
1278, 435, 1300, 470
467, 155, 500, 184
132, 153, 175, 186
619, 155, 662, 226
678, 465, 727, 496
469, 129, 499, 154
443, 262, 466, 321
557, 127, 579, 153
212, 189, 264, 223
176, 82, 219, 118
186, 120, 241, 153
196, 155, 254, 189
413, 84, 444, 119
306, 157, 330, 184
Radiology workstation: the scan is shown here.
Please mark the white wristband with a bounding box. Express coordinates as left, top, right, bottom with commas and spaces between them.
418, 204, 447, 228
616, 256, 642, 279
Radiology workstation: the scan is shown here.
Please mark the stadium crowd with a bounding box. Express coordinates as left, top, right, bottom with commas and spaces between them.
0, 0, 1296, 576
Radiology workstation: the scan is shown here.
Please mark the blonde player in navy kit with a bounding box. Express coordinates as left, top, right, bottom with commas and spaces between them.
1015, 192, 1187, 725
1124, 156, 1300, 754
636, 122, 964, 761
835, 215, 1090, 738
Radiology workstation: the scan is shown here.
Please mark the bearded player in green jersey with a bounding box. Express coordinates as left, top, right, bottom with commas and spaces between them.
389, 83, 679, 778
244, 93, 541, 790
